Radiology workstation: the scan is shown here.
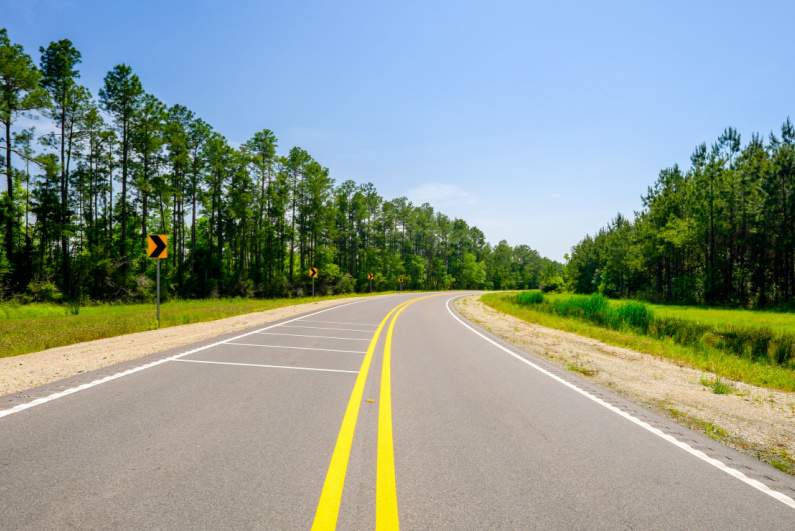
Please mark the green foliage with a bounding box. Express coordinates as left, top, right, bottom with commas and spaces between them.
0, 293, 377, 359
0, 29, 561, 303
27, 280, 62, 302
540, 263, 565, 292
516, 290, 544, 304
508, 291, 795, 368
699, 374, 734, 395
565, 121, 795, 309
481, 292, 795, 392
614, 301, 654, 332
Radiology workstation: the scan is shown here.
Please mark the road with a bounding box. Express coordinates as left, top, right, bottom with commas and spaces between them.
1, 293, 794, 529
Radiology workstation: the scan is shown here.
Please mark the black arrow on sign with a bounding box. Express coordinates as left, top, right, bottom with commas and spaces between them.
149, 235, 166, 258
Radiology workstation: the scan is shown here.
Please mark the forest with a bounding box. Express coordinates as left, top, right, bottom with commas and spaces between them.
0, 29, 559, 303
566, 120, 795, 308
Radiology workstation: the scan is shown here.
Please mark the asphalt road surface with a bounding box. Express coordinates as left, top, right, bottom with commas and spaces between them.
1, 293, 794, 529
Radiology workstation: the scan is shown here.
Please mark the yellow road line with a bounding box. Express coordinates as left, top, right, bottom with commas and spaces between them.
377, 295, 435, 530
311, 298, 414, 531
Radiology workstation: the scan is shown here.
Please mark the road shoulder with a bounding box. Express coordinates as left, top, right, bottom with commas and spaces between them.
455, 294, 795, 475
1, 296, 385, 397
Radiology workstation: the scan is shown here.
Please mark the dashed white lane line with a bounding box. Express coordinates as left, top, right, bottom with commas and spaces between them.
255, 332, 370, 341
296, 319, 379, 327
279, 325, 375, 333
225, 342, 367, 354
0, 299, 370, 420
445, 297, 795, 510
174, 359, 359, 374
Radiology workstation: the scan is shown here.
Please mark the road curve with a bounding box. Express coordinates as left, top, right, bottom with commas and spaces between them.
1, 292, 794, 529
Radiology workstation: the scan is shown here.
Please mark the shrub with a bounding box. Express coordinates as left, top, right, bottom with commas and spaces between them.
554, 294, 611, 325
516, 291, 544, 305
541, 274, 565, 293
27, 281, 62, 303
774, 335, 795, 366
336, 274, 356, 294
508, 292, 795, 368
614, 301, 654, 332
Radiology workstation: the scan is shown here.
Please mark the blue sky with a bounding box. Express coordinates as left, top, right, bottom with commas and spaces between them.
4, 0, 795, 261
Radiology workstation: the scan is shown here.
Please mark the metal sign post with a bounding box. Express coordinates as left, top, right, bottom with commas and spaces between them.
148, 235, 168, 326
309, 268, 318, 298
368, 272, 373, 293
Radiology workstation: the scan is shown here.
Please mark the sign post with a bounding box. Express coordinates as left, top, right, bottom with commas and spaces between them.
367, 272, 373, 293
147, 235, 167, 325
398, 277, 403, 291
309, 267, 318, 298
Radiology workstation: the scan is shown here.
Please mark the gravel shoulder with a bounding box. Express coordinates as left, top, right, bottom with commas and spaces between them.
455, 294, 795, 473
0, 296, 377, 397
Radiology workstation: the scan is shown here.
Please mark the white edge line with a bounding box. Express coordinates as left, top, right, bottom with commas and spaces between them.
295, 319, 379, 327
173, 358, 358, 374
444, 296, 795, 510
256, 332, 370, 341
225, 343, 366, 354
279, 324, 375, 332
0, 298, 370, 420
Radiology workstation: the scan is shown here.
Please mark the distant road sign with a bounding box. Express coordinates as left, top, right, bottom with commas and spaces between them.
434, 281, 438, 285
367, 273, 374, 280
309, 267, 318, 278
398, 277, 403, 283
147, 235, 167, 259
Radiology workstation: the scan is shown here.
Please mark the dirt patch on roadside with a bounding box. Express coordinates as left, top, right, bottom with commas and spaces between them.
1, 297, 375, 397
455, 295, 795, 472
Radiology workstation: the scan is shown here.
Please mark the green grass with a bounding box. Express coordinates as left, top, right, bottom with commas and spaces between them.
699, 374, 734, 394
540, 292, 795, 334
514, 291, 795, 367
481, 292, 795, 392
0, 292, 388, 359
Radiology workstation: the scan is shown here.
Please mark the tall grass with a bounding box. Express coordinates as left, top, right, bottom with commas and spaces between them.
0, 293, 379, 359
515, 291, 795, 368
516, 291, 544, 305
484, 292, 795, 392
517, 292, 654, 334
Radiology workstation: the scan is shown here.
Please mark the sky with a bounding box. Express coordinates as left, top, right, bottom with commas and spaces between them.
4, 0, 795, 261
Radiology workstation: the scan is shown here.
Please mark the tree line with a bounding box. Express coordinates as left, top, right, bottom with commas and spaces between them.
567, 120, 795, 308
0, 29, 558, 302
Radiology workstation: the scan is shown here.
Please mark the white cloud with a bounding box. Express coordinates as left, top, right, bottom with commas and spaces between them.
406, 183, 476, 208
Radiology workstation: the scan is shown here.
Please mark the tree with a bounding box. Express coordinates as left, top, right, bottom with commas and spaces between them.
99, 64, 143, 272
0, 28, 49, 272
131, 93, 166, 267
39, 38, 88, 295
285, 147, 311, 281
243, 129, 277, 286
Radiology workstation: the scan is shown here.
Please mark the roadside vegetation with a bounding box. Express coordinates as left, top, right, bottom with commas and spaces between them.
566, 121, 795, 310
0, 28, 559, 305
482, 291, 795, 392
0, 293, 380, 359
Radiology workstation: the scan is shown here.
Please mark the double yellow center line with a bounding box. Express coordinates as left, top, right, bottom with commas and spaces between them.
312, 295, 434, 530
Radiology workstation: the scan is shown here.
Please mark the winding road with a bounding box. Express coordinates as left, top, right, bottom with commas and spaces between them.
1, 293, 794, 529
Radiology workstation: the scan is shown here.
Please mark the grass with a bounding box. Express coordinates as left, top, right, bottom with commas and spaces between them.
511, 292, 795, 369
481, 292, 795, 392
658, 400, 795, 474
567, 362, 598, 377
0, 292, 390, 359
540, 292, 795, 335
703, 422, 729, 441
699, 374, 734, 394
